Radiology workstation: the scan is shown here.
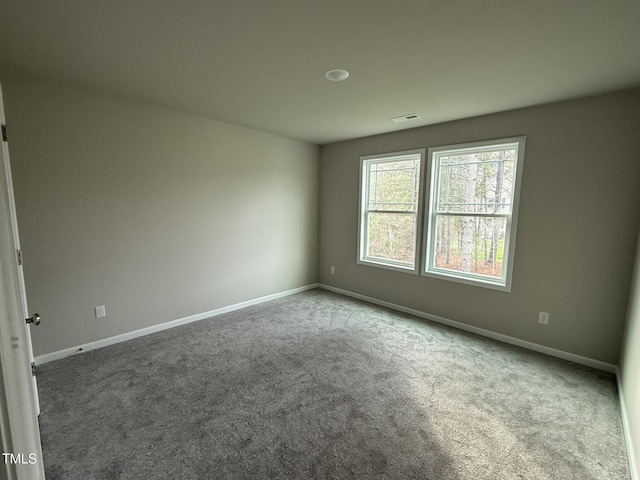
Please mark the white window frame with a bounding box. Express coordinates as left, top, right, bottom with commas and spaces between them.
422, 137, 526, 291
357, 149, 425, 274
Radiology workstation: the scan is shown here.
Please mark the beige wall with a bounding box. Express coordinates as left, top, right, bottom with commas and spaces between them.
319, 88, 640, 364
621, 229, 640, 477
3, 76, 319, 356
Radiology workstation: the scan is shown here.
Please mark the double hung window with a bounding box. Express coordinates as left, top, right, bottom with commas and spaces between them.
358, 137, 525, 291
357, 150, 425, 273
423, 137, 525, 290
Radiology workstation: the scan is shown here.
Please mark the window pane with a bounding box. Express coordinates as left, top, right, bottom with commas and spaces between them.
437, 151, 515, 214
369, 159, 419, 212
432, 215, 507, 279
367, 212, 416, 265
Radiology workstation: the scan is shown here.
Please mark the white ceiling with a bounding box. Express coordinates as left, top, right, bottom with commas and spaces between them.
1, 0, 639, 145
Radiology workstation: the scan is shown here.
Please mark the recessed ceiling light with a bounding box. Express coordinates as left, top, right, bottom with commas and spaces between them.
391, 113, 421, 123
324, 68, 350, 82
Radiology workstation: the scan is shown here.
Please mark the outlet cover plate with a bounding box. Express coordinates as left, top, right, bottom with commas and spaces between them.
538, 311, 549, 325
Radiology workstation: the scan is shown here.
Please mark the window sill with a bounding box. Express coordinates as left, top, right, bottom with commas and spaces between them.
357, 258, 418, 275
422, 269, 512, 292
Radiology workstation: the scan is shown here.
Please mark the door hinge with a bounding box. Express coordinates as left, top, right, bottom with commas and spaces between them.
1, 124, 7, 142
31, 362, 36, 376
17, 249, 23, 265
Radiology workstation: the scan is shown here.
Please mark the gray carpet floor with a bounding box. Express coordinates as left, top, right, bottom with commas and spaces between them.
37, 289, 630, 479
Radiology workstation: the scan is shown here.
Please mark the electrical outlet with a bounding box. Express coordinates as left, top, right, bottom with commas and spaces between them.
330, 266, 335, 274
538, 311, 549, 325
95, 305, 106, 318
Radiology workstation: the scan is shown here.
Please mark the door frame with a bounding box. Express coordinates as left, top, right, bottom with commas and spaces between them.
0, 81, 45, 479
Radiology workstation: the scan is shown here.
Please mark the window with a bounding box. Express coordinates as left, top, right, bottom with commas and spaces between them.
358, 149, 425, 273
423, 137, 525, 291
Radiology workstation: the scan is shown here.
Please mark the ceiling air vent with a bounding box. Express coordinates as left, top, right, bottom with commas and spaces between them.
391, 113, 420, 123
391, 113, 421, 123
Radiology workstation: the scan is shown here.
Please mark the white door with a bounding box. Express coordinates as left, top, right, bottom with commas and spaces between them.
0, 82, 45, 479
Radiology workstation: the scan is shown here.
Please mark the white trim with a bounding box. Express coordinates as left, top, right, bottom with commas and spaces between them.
35, 283, 319, 365
319, 283, 617, 373
617, 368, 639, 480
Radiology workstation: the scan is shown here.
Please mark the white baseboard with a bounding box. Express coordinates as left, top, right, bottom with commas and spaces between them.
617, 368, 639, 480
38, 281, 617, 373
319, 283, 617, 374
35, 283, 319, 365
